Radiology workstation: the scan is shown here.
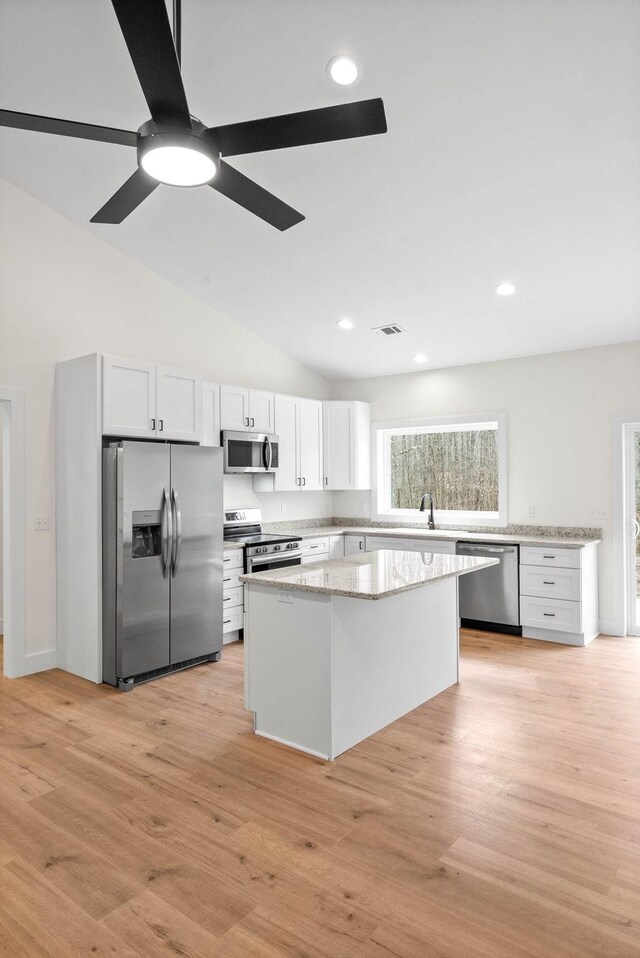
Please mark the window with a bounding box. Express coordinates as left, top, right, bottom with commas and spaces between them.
373, 414, 507, 526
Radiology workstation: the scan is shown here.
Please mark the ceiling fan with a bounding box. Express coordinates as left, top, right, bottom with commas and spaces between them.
0, 0, 387, 230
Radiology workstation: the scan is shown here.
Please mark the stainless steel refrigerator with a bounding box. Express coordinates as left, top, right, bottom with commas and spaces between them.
102, 441, 223, 690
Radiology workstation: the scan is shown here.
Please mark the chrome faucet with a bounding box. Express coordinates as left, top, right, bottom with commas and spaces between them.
419, 492, 436, 529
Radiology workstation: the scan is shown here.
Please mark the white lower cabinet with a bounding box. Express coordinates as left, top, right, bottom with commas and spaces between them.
344, 534, 366, 555
301, 537, 330, 564
329, 535, 344, 559
365, 535, 456, 555
223, 549, 244, 643
519, 543, 598, 646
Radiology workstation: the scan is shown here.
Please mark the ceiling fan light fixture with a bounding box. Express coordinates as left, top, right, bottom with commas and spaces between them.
137, 125, 218, 187
327, 55, 360, 86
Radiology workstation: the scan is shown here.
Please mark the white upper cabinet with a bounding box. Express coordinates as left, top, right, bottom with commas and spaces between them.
274, 395, 323, 491
323, 401, 371, 490
102, 356, 156, 438
298, 398, 323, 490
220, 385, 249, 432
201, 383, 221, 447
102, 356, 202, 441
156, 365, 202, 442
274, 394, 299, 491
220, 386, 275, 433
249, 389, 275, 433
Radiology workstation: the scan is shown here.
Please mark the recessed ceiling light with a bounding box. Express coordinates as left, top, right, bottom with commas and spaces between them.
413, 354, 427, 364
494, 281, 516, 297
337, 318, 354, 330
327, 55, 360, 86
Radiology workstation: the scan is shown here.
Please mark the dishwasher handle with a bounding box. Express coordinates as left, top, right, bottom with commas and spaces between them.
456, 543, 516, 554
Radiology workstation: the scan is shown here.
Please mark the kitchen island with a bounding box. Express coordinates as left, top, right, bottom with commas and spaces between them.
241, 549, 498, 760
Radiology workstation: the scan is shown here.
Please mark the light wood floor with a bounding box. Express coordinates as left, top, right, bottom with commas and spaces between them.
1, 630, 640, 957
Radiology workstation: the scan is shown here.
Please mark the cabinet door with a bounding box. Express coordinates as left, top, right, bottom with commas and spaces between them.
323, 402, 354, 490
220, 386, 249, 431
329, 536, 344, 559
201, 383, 221, 447
298, 399, 323, 491
156, 365, 202, 442
274, 395, 299, 491
249, 389, 275, 433
344, 534, 365, 555
102, 355, 156, 437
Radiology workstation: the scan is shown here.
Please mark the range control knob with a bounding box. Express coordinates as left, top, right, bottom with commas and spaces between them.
274, 544, 281, 551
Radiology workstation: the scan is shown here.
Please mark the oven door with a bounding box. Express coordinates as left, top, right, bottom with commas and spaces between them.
223, 431, 279, 474
246, 553, 302, 574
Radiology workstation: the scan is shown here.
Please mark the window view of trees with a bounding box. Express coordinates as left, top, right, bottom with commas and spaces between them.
389, 428, 499, 512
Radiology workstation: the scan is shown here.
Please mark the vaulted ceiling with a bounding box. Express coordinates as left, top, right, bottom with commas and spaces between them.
1, 0, 639, 379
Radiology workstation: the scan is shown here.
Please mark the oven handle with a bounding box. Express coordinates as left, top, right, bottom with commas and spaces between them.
247, 557, 301, 574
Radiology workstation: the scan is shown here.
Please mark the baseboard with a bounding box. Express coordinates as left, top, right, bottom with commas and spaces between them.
598, 618, 622, 637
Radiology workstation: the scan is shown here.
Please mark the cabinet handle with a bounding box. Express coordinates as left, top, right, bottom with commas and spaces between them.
309, 545, 319, 550
250, 417, 255, 427
359, 541, 363, 550
150, 418, 156, 431
223, 577, 232, 582
297, 477, 301, 486
223, 557, 231, 563
543, 581, 555, 585
302, 477, 306, 486
223, 596, 231, 602
324, 476, 328, 486
158, 419, 164, 432
245, 417, 250, 427
543, 555, 555, 559
543, 612, 556, 617
223, 619, 232, 625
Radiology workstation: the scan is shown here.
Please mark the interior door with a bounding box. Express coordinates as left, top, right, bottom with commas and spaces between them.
102, 356, 156, 438
626, 425, 640, 636
274, 395, 299, 491
156, 365, 202, 442
298, 398, 324, 490
170, 445, 223, 663
120, 442, 170, 678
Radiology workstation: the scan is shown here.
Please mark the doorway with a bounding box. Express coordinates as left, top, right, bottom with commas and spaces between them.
0, 389, 27, 677
625, 423, 640, 636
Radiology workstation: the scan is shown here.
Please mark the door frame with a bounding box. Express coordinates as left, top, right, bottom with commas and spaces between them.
0, 387, 27, 678
611, 413, 640, 637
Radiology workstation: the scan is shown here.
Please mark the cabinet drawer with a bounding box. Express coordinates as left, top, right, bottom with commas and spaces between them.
223, 550, 243, 570
520, 546, 581, 569
520, 565, 581, 602
302, 552, 329, 565
223, 606, 244, 633
520, 595, 582, 633
222, 571, 243, 591
301, 538, 329, 554
223, 587, 243, 610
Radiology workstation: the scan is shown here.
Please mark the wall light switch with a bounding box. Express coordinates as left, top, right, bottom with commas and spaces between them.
34, 516, 50, 531
281, 503, 287, 515
278, 592, 294, 604
591, 509, 608, 520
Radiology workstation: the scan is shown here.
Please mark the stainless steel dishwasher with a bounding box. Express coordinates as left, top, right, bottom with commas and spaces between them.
455, 542, 521, 633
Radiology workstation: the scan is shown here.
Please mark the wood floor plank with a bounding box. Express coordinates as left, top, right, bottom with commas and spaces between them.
1, 631, 640, 957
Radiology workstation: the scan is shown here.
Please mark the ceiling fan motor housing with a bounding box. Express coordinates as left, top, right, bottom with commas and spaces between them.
136, 118, 220, 186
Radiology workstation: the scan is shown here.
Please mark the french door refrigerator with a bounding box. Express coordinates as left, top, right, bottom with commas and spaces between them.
102, 441, 223, 690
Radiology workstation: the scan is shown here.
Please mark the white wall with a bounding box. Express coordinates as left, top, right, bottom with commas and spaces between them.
0, 412, 3, 633
0, 179, 331, 661
332, 342, 640, 628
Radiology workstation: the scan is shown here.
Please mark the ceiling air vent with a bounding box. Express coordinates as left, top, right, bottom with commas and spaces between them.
371, 323, 406, 336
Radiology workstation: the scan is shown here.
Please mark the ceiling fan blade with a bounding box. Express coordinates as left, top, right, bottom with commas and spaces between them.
90, 168, 158, 224
0, 108, 136, 146
205, 98, 387, 157
110, 0, 190, 127
211, 161, 304, 231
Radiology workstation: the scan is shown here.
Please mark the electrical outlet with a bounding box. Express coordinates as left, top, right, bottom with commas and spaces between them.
280, 503, 287, 515
34, 516, 50, 532
278, 592, 294, 604
527, 505, 536, 518
361, 502, 368, 514
591, 509, 608, 520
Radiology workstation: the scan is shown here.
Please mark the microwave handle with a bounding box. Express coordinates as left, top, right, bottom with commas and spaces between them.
263, 437, 273, 471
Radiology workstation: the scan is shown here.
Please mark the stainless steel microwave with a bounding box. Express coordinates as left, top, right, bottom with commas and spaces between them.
222, 431, 279, 474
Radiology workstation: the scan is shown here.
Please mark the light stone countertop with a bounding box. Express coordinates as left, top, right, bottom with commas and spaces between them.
285, 526, 600, 550
240, 550, 499, 600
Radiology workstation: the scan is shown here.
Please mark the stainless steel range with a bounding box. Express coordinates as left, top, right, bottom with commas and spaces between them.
223, 509, 302, 574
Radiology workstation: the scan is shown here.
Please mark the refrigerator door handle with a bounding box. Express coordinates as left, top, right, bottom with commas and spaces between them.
171, 487, 182, 577
161, 486, 172, 579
